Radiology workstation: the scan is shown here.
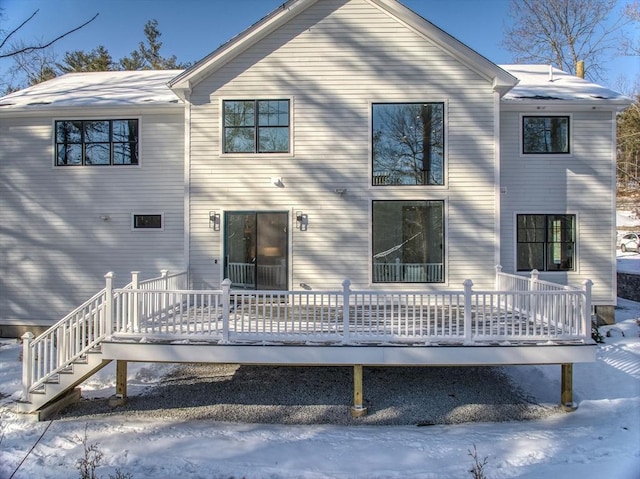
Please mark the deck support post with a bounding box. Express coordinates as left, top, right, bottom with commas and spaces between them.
561, 363, 577, 411
350, 364, 367, 417
109, 360, 128, 407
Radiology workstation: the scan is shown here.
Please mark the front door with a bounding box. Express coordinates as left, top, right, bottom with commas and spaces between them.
224, 212, 288, 290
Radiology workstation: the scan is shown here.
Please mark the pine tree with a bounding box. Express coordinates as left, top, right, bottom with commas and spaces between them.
58, 46, 114, 73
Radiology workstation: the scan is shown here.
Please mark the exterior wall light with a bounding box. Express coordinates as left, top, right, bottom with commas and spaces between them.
296, 211, 308, 231
209, 211, 220, 231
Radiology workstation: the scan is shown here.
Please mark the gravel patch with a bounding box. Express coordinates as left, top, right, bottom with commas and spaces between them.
55, 364, 562, 425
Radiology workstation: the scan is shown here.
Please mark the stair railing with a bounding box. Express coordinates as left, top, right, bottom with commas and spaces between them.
21, 269, 187, 402
21, 281, 110, 399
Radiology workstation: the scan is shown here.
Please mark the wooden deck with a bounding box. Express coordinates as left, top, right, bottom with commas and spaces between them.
19, 269, 596, 415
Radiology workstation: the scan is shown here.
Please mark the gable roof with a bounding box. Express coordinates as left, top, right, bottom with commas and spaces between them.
0, 70, 183, 112
500, 65, 631, 109
168, 0, 518, 97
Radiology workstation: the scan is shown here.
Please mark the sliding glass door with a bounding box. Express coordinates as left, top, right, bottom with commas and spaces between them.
224, 212, 288, 290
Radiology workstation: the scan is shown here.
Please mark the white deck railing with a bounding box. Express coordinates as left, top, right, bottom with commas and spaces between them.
109, 271, 592, 345
21, 270, 187, 399
22, 267, 591, 400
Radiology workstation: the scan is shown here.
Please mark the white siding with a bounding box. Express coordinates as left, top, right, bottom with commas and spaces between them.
188, 0, 498, 291
0, 108, 185, 326
500, 109, 616, 303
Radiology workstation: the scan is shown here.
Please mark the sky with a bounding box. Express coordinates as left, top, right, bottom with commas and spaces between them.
0, 0, 638, 91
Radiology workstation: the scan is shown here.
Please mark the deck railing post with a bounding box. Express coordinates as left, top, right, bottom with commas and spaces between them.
131, 271, 140, 333
495, 264, 503, 290
463, 279, 473, 343
395, 258, 401, 281
160, 269, 169, 314
530, 269, 539, 290
530, 269, 540, 323
21, 332, 34, 400
161, 269, 169, 289
582, 279, 593, 340
104, 272, 114, 337
342, 279, 351, 343
221, 279, 232, 343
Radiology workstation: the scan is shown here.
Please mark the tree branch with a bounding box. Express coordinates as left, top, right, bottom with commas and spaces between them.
0, 9, 39, 51
0, 12, 99, 59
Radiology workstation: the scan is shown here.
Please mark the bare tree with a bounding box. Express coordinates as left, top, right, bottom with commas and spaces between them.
617, 94, 640, 217
6, 43, 57, 88
502, 0, 630, 80
621, 1, 640, 55
0, 9, 98, 59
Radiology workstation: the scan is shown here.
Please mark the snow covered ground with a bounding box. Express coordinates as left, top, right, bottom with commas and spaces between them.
618, 250, 640, 274
1, 304, 639, 478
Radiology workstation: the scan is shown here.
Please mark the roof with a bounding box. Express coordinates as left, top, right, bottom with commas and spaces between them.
500, 64, 631, 108
0, 70, 183, 111
0, 66, 630, 115
168, 0, 518, 97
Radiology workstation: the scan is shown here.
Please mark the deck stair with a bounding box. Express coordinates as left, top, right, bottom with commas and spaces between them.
19, 270, 187, 415
18, 348, 111, 413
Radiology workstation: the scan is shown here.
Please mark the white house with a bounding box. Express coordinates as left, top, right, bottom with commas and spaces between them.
0, 0, 631, 415
0, 0, 629, 335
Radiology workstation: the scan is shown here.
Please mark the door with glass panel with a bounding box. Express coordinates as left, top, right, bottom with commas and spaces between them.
224, 212, 288, 290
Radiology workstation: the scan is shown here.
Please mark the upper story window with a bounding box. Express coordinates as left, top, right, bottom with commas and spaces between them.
372, 103, 444, 185
55, 119, 139, 166
517, 214, 575, 271
223, 100, 290, 153
522, 116, 569, 154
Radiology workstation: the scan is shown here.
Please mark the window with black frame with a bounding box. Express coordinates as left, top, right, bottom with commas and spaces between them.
132, 214, 163, 230
223, 100, 290, 153
522, 116, 569, 154
517, 214, 575, 271
55, 119, 138, 166
372, 103, 444, 185
373, 200, 444, 282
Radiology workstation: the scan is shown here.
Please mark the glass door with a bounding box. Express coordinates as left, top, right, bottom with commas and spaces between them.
224, 212, 288, 290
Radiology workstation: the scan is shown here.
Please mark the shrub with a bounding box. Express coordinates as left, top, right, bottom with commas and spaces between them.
468, 444, 488, 479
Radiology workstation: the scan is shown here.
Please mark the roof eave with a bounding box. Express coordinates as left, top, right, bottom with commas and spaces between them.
0, 101, 184, 115
501, 97, 633, 112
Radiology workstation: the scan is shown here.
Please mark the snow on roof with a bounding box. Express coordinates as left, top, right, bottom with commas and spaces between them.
0, 65, 631, 111
0, 70, 184, 110
500, 64, 630, 105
